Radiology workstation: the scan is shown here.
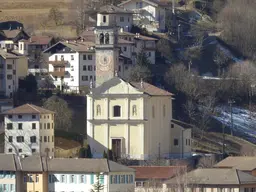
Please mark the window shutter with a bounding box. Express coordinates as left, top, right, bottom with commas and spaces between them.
74, 175, 77, 184
64, 175, 67, 183
84, 175, 87, 184
110, 175, 113, 184
125, 175, 128, 184
99, 175, 104, 184
117, 175, 120, 184
90, 174, 94, 184
131, 175, 133, 183
6, 184, 10, 191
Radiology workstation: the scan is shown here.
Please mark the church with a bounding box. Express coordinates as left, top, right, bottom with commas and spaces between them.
86, 8, 192, 160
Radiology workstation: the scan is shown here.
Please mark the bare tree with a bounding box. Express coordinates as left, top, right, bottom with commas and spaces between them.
48, 7, 64, 26
197, 156, 217, 168
213, 48, 230, 76
218, 0, 256, 59
43, 96, 73, 131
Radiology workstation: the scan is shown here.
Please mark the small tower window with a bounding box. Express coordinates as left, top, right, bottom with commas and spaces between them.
113, 105, 121, 117
105, 33, 109, 44
96, 105, 101, 116
100, 33, 104, 44
103, 15, 106, 23
132, 105, 137, 116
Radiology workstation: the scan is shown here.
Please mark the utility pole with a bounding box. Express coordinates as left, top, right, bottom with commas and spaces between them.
228, 99, 235, 136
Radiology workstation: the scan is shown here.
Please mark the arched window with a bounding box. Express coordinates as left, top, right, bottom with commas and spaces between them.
113, 105, 121, 117
105, 33, 109, 44
132, 105, 137, 116
163, 105, 166, 117
152, 106, 155, 118
99, 33, 104, 44
96, 105, 101, 116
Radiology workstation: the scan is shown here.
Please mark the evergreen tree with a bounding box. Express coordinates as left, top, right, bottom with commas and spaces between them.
108, 149, 113, 161
91, 173, 104, 192
136, 51, 151, 67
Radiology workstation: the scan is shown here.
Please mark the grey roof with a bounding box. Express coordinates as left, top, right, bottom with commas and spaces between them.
98, 5, 133, 14
166, 168, 256, 185
0, 154, 135, 173
214, 156, 256, 171
0, 154, 17, 171
171, 119, 193, 129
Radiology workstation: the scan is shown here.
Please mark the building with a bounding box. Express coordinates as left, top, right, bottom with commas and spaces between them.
87, 6, 191, 160
214, 156, 256, 176
43, 40, 96, 93
0, 28, 30, 49
118, 0, 169, 32
18, 36, 54, 76
0, 154, 135, 192
97, 5, 134, 32
0, 154, 16, 191
3, 104, 55, 157
166, 168, 256, 192
134, 33, 157, 64
130, 166, 186, 191
0, 48, 28, 98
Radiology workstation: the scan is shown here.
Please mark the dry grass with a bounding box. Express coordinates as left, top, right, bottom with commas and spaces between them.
0, 0, 77, 38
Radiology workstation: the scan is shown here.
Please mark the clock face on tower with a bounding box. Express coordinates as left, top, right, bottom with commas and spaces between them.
99, 54, 112, 72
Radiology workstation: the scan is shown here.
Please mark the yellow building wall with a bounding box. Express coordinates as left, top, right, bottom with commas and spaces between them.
129, 124, 144, 157
22, 173, 48, 192
94, 124, 108, 152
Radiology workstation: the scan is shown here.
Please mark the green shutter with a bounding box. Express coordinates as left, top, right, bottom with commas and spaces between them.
125, 175, 128, 184
117, 175, 120, 184
99, 175, 104, 184
90, 174, 94, 184
110, 175, 113, 184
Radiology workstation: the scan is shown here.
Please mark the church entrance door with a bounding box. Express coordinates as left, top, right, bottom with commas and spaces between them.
112, 139, 121, 159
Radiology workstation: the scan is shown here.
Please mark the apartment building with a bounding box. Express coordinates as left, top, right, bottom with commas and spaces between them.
18, 36, 54, 76
3, 104, 55, 157
0, 48, 28, 98
0, 154, 135, 192
43, 40, 96, 93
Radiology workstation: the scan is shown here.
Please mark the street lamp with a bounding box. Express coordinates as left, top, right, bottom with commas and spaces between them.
228, 99, 235, 136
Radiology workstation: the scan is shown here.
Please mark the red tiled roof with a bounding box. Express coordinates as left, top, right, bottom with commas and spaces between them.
129, 166, 185, 180
130, 81, 173, 96
2, 104, 54, 115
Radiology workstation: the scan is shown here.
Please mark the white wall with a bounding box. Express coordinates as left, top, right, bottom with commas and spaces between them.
5, 114, 40, 156
79, 52, 96, 86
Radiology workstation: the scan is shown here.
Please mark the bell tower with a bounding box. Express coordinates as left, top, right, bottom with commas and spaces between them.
95, 11, 119, 87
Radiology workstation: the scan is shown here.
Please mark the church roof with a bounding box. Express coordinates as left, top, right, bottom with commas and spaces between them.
98, 5, 133, 14
91, 76, 173, 96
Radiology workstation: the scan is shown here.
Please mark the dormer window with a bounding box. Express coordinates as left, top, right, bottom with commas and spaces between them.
113, 105, 121, 117
103, 15, 106, 23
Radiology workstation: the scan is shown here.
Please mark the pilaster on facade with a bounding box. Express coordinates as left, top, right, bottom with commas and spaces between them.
126, 124, 130, 155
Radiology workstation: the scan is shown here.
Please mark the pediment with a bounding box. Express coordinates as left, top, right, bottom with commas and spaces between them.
92, 77, 144, 95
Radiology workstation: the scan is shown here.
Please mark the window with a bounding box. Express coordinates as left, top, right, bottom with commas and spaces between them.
152, 106, 155, 118
40, 123, 42, 129
44, 123, 46, 129
70, 175, 75, 183
7, 74, 12, 80
52, 136, 54, 142
36, 174, 39, 182
61, 175, 65, 183
32, 123, 36, 129
40, 136, 42, 142
17, 136, 24, 143
71, 55, 74, 60
132, 105, 137, 116
13, 70, 16, 75
100, 33, 104, 44
88, 65, 92, 71
120, 16, 124, 22
44, 136, 47, 142
7, 64, 12, 69
18, 115, 22, 119
32, 115, 36, 119
32, 149, 36, 153
113, 105, 121, 117
18, 149, 22, 153
120, 175, 125, 183
174, 139, 179, 146
163, 105, 166, 117
90, 75, 93, 80
83, 65, 86, 71
7, 123, 13, 130
47, 123, 50, 129
48, 136, 50, 142
8, 136, 13, 142
171, 124, 174, 128
82, 76, 88, 81
148, 52, 151, 57
8, 148, 12, 153
88, 55, 93, 60
8, 115, 12, 119
123, 46, 127, 51
61, 55, 64, 61
18, 123, 22, 130
103, 15, 106, 23
105, 33, 109, 44
96, 105, 101, 116
30, 136, 36, 143
83, 55, 87, 60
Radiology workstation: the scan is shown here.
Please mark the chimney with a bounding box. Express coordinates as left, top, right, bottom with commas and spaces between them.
120, 27, 124, 33
140, 78, 144, 88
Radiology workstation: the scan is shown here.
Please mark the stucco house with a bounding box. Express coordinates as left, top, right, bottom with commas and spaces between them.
3, 104, 55, 157
118, 0, 169, 32
166, 168, 256, 192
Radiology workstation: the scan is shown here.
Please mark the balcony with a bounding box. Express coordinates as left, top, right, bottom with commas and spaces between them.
28, 68, 48, 73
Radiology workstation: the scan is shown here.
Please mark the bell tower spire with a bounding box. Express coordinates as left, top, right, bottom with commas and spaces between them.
95, 5, 119, 87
